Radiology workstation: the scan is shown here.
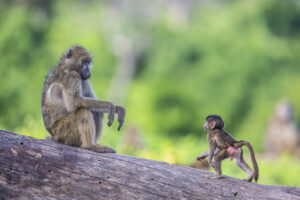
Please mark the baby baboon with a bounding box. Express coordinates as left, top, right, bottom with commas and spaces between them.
197, 115, 259, 182
42, 45, 126, 153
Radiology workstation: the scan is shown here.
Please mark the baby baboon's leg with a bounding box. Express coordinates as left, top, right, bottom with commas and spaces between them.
236, 150, 254, 182
210, 149, 228, 179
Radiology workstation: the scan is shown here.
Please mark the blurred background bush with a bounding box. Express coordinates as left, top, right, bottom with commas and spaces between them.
1, 0, 300, 187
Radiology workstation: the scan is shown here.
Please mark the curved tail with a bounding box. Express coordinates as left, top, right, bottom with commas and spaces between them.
234, 141, 259, 182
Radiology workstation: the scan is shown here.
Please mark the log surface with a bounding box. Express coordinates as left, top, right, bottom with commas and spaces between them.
0, 130, 299, 200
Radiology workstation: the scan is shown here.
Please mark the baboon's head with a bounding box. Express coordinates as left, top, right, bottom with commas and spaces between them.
64, 45, 93, 80
204, 115, 225, 130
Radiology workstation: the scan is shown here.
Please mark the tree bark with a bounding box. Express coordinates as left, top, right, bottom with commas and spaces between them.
0, 130, 299, 200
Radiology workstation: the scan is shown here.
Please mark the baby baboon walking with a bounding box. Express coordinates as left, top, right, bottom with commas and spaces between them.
197, 115, 258, 182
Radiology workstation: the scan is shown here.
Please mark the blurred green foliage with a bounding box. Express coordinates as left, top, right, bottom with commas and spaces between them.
0, 0, 300, 187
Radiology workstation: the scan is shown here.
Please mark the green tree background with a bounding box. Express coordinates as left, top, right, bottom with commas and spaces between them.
1, 0, 300, 187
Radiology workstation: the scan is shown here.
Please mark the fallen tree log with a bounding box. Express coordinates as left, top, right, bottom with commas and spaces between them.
0, 130, 299, 200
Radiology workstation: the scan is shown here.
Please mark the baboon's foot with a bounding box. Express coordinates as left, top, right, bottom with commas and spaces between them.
243, 173, 254, 182
83, 145, 116, 153
46, 136, 52, 141
206, 174, 223, 179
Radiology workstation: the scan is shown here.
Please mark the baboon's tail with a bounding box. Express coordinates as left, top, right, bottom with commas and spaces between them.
234, 141, 259, 182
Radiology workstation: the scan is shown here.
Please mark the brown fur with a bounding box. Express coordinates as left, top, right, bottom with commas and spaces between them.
42, 45, 126, 153
197, 115, 259, 182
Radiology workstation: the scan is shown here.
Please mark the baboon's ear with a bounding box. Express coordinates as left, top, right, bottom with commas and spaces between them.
210, 120, 216, 129
66, 49, 73, 59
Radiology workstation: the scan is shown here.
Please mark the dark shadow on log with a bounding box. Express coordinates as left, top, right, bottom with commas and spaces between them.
0, 130, 300, 200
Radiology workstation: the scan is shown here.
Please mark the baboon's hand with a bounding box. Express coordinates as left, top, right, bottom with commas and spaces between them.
107, 103, 115, 127
115, 105, 126, 131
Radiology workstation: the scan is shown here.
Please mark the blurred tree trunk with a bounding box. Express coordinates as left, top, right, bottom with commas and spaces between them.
101, 0, 196, 104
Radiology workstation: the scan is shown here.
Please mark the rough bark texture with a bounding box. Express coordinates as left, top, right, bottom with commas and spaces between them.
0, 130, 299, 200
